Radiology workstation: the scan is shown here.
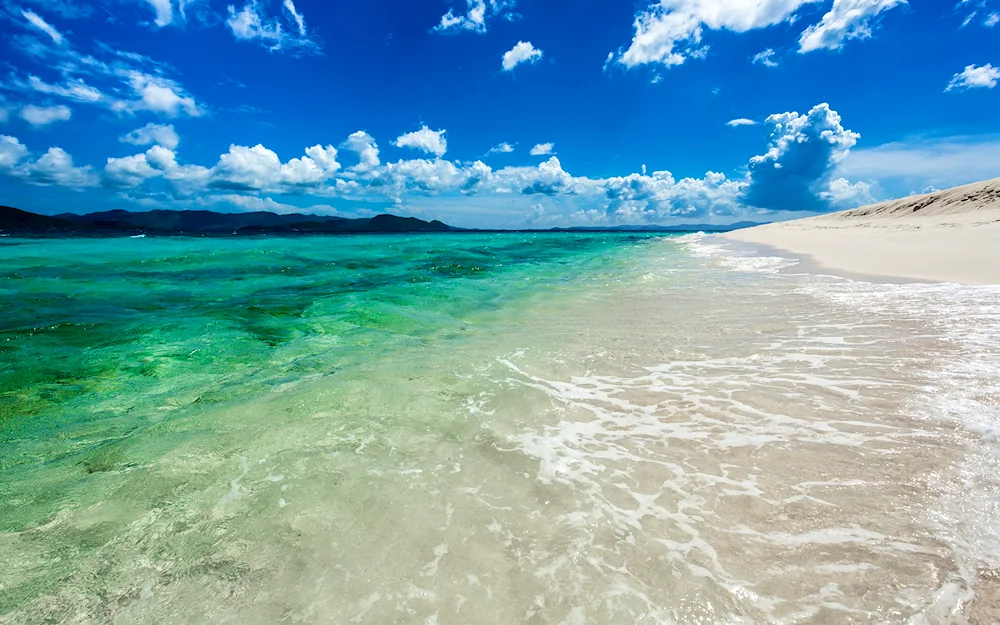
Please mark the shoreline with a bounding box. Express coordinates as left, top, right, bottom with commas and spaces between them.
723, 177, 1000, 286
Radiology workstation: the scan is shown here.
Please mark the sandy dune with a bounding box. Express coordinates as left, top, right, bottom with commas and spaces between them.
725, 177, 1000, 285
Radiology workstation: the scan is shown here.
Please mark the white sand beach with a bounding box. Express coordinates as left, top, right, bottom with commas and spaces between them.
725, 177, 1000, 285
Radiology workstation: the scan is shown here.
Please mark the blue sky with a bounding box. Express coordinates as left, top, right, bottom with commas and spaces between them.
0, 0, 998, 227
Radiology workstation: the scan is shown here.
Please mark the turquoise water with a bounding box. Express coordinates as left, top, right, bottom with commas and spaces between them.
3, 233, 1000, 623
1, 233, 665, 525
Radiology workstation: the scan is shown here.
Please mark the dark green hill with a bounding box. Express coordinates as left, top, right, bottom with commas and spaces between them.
3, 207, 454, 235
0, 206, 92, 233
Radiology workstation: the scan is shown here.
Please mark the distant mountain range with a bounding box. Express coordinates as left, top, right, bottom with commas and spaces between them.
0, 206, 453, 235
0, 206, 763, 235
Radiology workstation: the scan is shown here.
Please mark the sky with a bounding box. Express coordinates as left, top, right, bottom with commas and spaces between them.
0, 0, 997, 228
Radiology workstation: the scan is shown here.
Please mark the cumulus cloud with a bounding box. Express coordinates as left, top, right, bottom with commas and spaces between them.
121, 123, 180, 150
22, 10, 64, 45
210, 143, 341, 192
20, 104, 72, 127
105, 146, 171, 188
378, 158, 468, 197
0, 141, 96, 188
529, 142, 554, 156
617, 0, 817, 68
114, 72, 203, 117
726, 118, 757, 127
20, 147, 96, 187
798, 0, 906, 52
394, 126, 448, 157
752, 48, 778, 67
226, 0, 317, 52
744, 103, 860, 212
0, 136, 29, 168
2, 107, 875, 225
342, 131, 381, 172
820, 177, 875, 207
502, 41, 543, 71
603, 170, 746, 221
946, 63, 1000, 90
484, 157, 584, 196
434, 0, 517, 34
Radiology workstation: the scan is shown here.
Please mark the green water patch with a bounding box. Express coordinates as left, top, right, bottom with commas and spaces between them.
0, 233, 677, 534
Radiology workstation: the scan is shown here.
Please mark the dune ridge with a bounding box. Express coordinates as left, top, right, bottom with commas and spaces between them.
725, 177, 1000, 285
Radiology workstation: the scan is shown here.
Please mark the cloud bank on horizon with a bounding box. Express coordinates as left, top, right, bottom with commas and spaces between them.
0, 0, 996, 227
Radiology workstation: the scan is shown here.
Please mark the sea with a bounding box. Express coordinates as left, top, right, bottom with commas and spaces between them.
1, 233, 998, 623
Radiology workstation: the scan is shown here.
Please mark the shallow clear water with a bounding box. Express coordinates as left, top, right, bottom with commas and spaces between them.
1, 233, 998, 623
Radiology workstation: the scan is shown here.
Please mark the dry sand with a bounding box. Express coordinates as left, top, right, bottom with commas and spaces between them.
725, 177, 1000, 285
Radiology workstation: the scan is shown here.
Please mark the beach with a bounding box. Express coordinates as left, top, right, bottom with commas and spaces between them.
724, 177, 1000, 285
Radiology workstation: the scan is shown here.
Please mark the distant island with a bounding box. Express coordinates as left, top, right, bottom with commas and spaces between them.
0, 205, 762, 236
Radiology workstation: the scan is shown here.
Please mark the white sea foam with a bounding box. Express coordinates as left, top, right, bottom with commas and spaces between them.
484, 241, 1000, 621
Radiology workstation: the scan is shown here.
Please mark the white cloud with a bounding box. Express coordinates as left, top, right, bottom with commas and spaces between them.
102, 144, 193, 190
488, 142, 515, 154
226, 0, 316, 52
434, 0, 517, 34
798, 0, 906, 52
4, 145, 97, 188
143, 0, 174, 26
105, 147, 167, 188
726, 118, 757, 127
25, 76, 104, 103
820, 177, 875, 208
946, 63, 1000, 90
22, 10, 64, 45
0, 136, 29, 168
1, 33, 205, 124
530, 143, 554, 156
987, 12, 999, 27
227, 1, 282, 45
379, 158, 467, 197
20, 104, 72, 127
342, 131, 381, 172
617, 0, 819, 68
502, 40, 543, 71
752, 48, 778, 67
602, 169, 746, 222
487, 156, 595, 196
0, 106, 882, 226
283, 0, 306, 35
136, 0, 209, 27
394, 126, 448, 157
115, 72, 203, 117
121, 123, 180, 150
210, 143, 341, 192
